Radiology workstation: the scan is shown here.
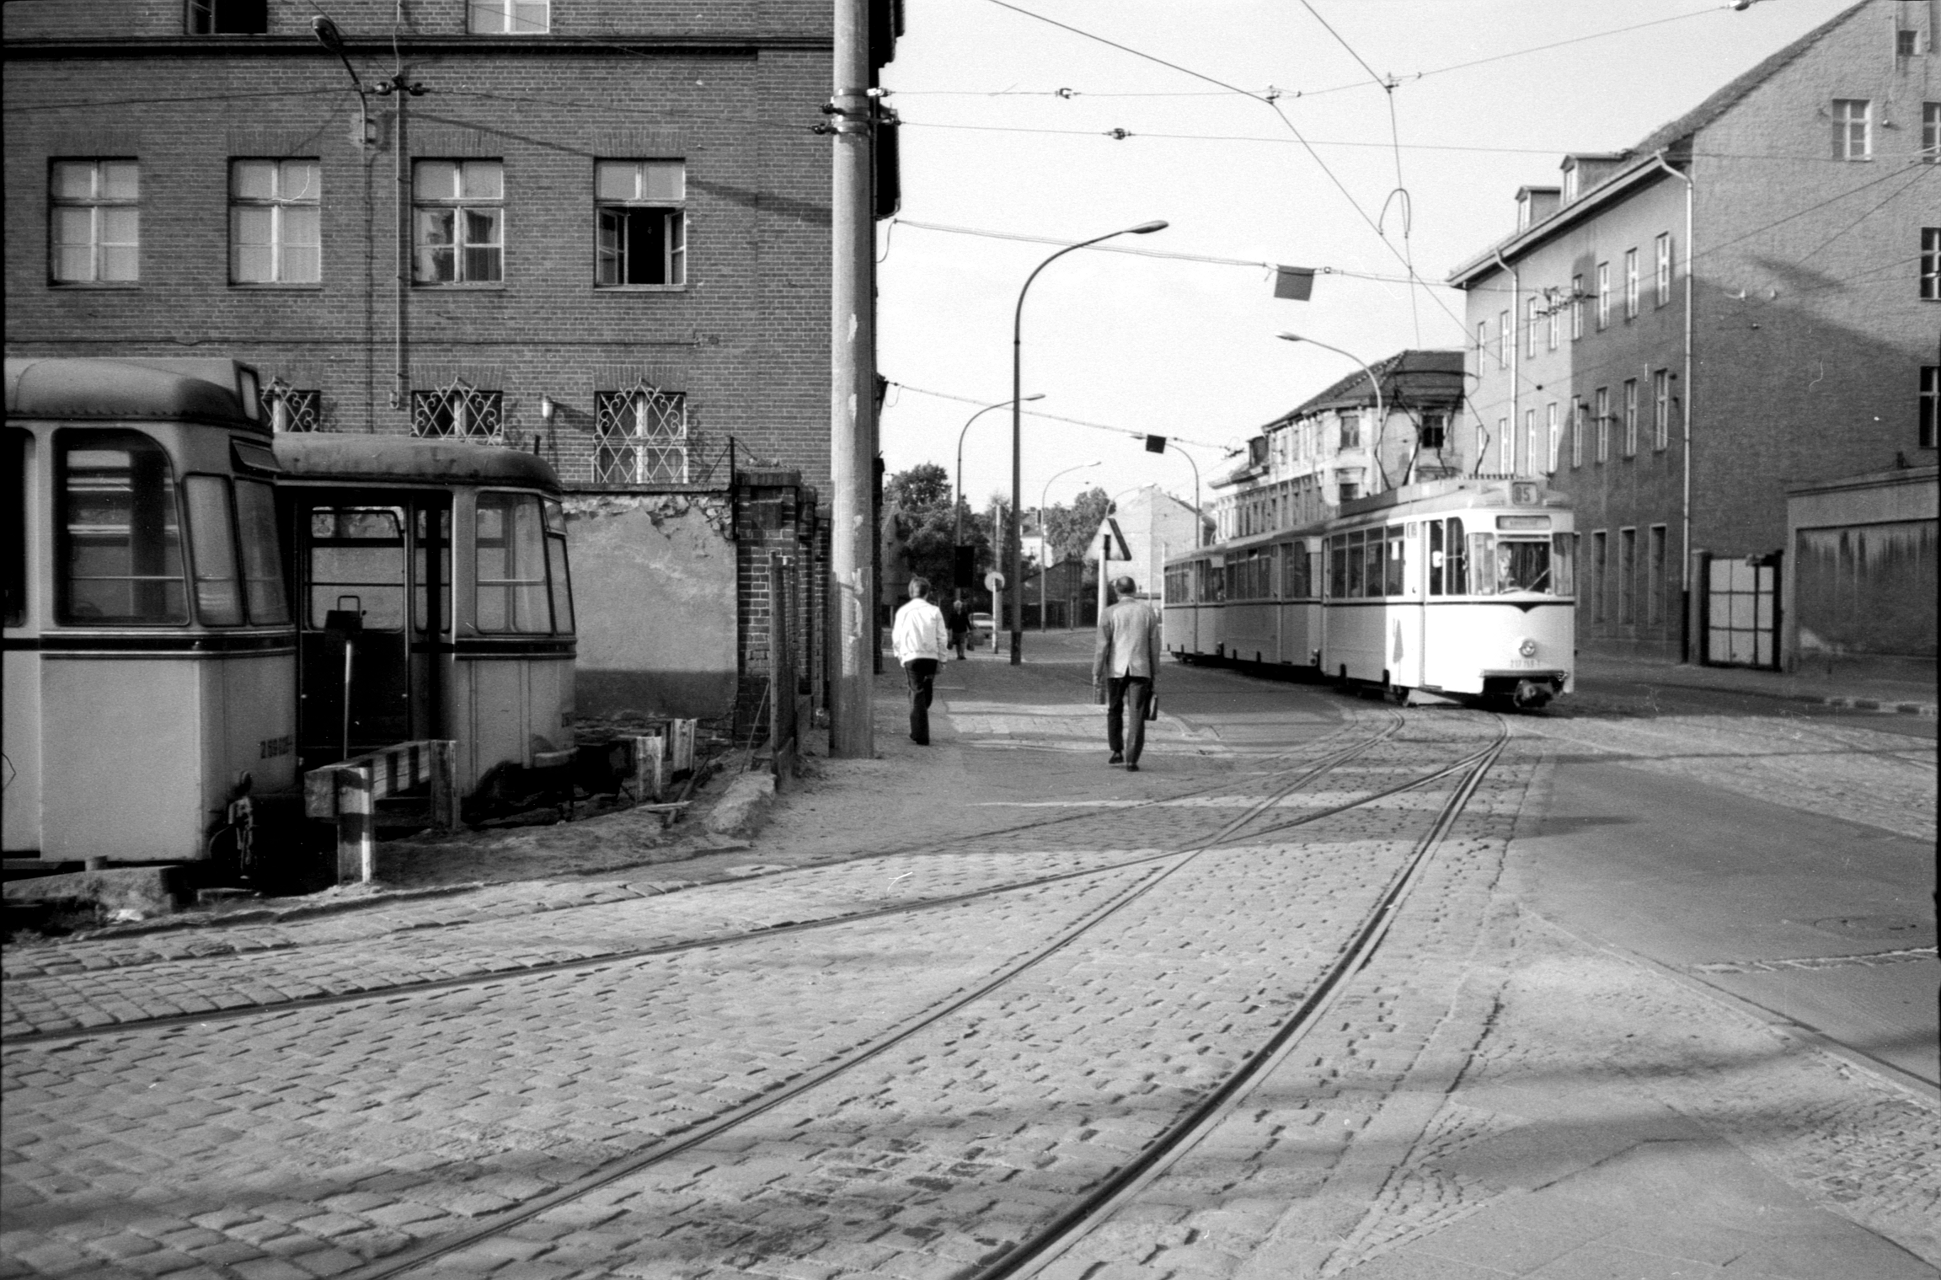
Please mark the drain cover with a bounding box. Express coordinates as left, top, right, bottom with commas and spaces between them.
1809, 915, 1929, 939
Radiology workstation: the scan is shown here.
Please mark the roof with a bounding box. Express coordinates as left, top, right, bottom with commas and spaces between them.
1447, 0, 1873, 285
5, 356, 265, 432
1269, 349, 1466, 425
274, 433, 562, 492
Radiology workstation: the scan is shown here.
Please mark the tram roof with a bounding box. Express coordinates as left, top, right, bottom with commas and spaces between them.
273, 433, 562, 493
5, 356, 265, 432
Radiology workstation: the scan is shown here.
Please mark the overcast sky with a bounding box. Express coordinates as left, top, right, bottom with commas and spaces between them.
873, 0, 1859, 517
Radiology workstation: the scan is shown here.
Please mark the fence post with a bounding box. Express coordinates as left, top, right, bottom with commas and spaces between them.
335, 763, 375, 884
633, 731, 667, 801
429, 740, 459, 830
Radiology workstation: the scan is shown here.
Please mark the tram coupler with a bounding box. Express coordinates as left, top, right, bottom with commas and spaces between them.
1511, 678, 1553, 710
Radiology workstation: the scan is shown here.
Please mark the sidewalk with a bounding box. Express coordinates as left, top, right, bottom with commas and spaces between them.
1575, 650, 1937, 716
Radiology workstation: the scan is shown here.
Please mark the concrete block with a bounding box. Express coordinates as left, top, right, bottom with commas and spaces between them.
704, 770, 776, 836
3, 866, 187, 918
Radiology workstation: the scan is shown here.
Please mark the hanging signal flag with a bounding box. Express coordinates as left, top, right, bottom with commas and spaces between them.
1144, 435, 1167, 454
1273, 266, 1315, 301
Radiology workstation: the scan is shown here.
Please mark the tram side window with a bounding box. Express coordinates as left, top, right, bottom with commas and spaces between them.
476, 491, 551, 633
412, 506, 453, 634
57, 433, 187, 624
1362, 531, 1383, 600
1384, 527, 1406, 596
185, 476, 243, 625
1328, 537, 1347, 599
1467, 532, 1496, 595
1445, 519, 1466, 595
1344, 530, 1365, 598
308, 507, 405, 630
235, 480, 289, 624
544, 499, 574, 635
5, 431, 24, 627
1428, 521, 1443, 595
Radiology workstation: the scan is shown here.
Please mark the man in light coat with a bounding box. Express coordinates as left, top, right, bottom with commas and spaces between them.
1092, 574, 1161, 770
892, 576, 948, 745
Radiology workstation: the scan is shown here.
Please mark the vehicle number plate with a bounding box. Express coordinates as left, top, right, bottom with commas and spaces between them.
1508, 658, 1540, 669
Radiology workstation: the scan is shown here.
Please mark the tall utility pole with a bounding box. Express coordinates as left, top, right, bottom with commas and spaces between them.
828, 0, 875, 756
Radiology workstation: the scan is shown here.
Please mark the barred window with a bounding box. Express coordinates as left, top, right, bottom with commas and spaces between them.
469, 0, 547, 33
413, 160, 503, 285
260, 382, 322, 433
595, 160, 686, 287
231, 159, 320, 285
412, 381, 503, 443
594, 383, 688, 483
51, 160, 139, 284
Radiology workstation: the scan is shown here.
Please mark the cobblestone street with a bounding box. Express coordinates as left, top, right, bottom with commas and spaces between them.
4, 636, 1936, 1279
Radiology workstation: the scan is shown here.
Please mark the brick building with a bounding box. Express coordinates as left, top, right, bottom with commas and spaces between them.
1447, 0, 1938, 663
1210, 349, 1467, 544
4, 0, 849, 732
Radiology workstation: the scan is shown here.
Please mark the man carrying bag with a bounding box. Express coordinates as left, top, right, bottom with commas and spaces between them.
1092, 575, 1161, 771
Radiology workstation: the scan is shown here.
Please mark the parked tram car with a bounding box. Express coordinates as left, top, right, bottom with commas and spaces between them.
4, 356, 578, 873
5, 356, 296, 866
1163, 478, 1574, 709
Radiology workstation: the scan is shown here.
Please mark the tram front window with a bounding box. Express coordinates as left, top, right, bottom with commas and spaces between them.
543, 499, 573, 635
476, 492, 551, 633
1466, 532, 1564, 595
58, 433, 187, 624
308, 508, 405, 629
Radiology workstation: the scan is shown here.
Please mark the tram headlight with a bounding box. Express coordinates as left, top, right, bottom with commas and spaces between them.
1517, 637, 1539, 658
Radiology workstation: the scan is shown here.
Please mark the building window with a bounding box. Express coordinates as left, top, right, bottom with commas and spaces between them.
595, 160, 686, 287
1340, 410, 1360, 449
1476, 320, 1488, 360
1832, 98, 1871, 161
1596, 262, 1610, 329
1547, 294, 1560, 350
1618, 528, 1636, 625
260, 382, 322, 432
1648, 525, 1667, 626
594, 383, 688, 483
1594, 387, 1609, 462
1418, 411, 1447, 451
1922, 228, 1939, 299
50, 160, 139, 284
469, 0, 548, 33
413, 160, 503, 285
1652, 369, 1671, 450
1622, 379, 1639, 456
230, 159, 320, 285
1655, 233, 1672, 307
1925, 103, 1939, 162
188, 0, 267, 34
1571, 399, 1584, 468
1498, 310, 1510, 368
1497, 417, 1511, 474
1570, 273, 1583, 340
1591, 530, 1607, 623
1922, 366, 1938, 449
1546, 402, 1559, 474
1624, 248, 1639, 319
1898, 28, 1919, 57
1524, 409, 1536, 476
1526, 297, 1539, 360
412, 380, 504, 442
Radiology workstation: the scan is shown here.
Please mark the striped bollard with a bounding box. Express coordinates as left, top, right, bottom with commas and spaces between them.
335, 763, 376, 884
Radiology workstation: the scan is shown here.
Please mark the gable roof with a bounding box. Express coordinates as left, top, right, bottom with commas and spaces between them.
1269, 349, 1465, 426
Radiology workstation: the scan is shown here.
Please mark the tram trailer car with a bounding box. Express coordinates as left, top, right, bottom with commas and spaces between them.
1322, 479, 1573, 708
5, 357, 297, 866
273, 435, 577, 799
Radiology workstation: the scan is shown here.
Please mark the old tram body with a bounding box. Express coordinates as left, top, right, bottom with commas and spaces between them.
4, 357, 297, 863
273, 435, 577, 797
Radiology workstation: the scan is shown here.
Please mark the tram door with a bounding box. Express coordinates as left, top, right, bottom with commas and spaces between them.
294, 496, 450, 772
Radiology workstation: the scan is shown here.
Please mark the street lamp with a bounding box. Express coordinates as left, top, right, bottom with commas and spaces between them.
1012, 219, 1168, 664
1279, 332, 1388, 491
1038, 460, 1101, 631
956, 394, 1043, 550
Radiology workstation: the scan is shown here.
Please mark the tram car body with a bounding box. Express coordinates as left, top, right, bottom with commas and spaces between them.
5, 357, 297, 863
273, 435, 577, 795
1163, 478, 1575, 708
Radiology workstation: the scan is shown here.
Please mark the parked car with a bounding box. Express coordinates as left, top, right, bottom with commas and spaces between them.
968, 611, 995, 646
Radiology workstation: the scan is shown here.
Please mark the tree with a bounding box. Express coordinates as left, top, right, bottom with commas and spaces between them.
884, 461, 950, 511
1045, 485, 1113, 565
881, 463, 994, 604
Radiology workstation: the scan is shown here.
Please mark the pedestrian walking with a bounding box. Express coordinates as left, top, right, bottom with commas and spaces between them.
1092, 574, 1161, 770
946, 588, 972, 660
893, 576, 948, 745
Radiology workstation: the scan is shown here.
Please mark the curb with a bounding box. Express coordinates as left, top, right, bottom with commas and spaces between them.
1583, 669, 1937, 719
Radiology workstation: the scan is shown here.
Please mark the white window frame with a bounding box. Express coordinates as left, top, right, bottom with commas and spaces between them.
230, 158, 321, 286
1571, 399, 1584, 468
1655, 233, 1672, 307
1594, 387, 1610, 462
1526, 297, 1539, 360
1924, 103, 1939, 163
1922, 227, 1939, 301
1652, 369, 1670, 450
50, 159, 140, 285
1832, 98, 1871, 161
1545, 402, 1559, 474
594, 383, 689, 483
1570, 273, 1583, 340
1596, 262, 1610, 330
469, 0, 548, 33
1546, 294, 1559, 350
412, 159, 504, 286
1622, 378, 1639, 457
1498, 309, 1510, 368
594, 160, 687, 289
412, 380, 504, 442
1624, 248, 1639, 319
1498, 417, 1511, 473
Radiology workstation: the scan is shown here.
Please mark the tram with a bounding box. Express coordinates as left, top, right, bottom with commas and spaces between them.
4, 356, 578, 870
1162, 477, 1575, 708
5, 356, 297, 864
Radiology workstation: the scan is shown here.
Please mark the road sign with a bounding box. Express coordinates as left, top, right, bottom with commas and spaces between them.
984, 571, 1006, 593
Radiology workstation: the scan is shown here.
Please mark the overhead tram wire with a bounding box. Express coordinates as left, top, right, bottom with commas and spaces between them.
886, 380, 1226, 453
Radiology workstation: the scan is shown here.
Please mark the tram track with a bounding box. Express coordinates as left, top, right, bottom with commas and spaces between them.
5, 710, 1426, 1046
265, 713, 1514, 1280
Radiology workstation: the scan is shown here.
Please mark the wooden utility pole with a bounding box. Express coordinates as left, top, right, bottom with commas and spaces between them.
828, 0, 875, 756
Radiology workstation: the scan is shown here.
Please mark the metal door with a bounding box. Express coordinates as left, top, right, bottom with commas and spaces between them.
1702, 552, 1782, 669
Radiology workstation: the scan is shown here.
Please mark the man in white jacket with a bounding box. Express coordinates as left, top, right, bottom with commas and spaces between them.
892, 576, 948, 744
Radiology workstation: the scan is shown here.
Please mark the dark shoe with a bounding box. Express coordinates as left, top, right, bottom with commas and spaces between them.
1109, 753, 1124, 765
1125, 762, 1140, 772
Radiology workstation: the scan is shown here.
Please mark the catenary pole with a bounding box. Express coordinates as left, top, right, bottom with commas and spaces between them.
829, 0, 874, 755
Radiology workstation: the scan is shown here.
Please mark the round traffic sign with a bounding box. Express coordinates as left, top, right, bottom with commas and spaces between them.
984, 571, 1006, 592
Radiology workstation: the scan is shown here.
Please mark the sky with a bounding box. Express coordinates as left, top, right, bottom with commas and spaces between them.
873, 0, 1861, 518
